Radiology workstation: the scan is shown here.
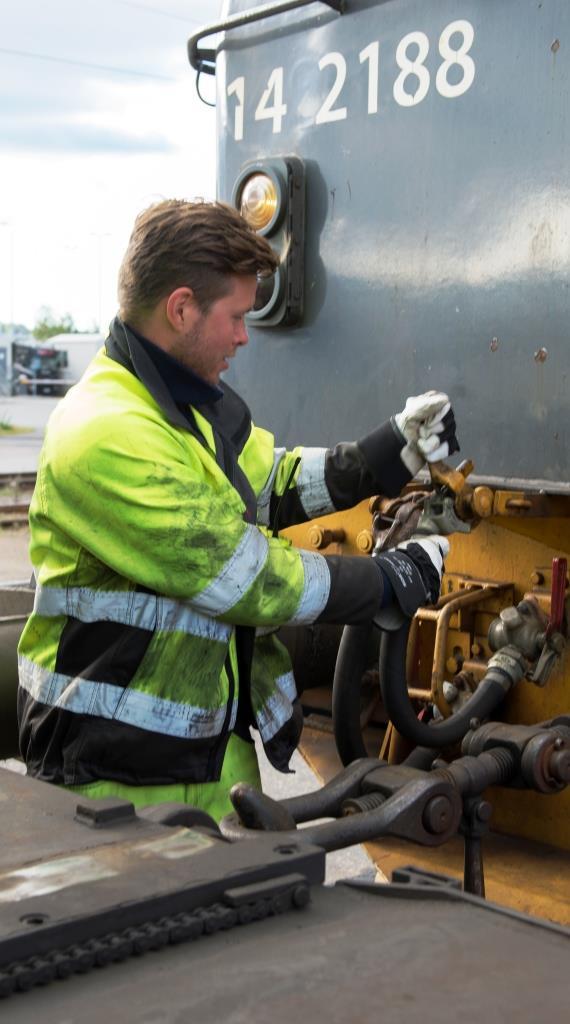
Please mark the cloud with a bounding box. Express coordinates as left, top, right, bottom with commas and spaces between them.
0, 118, 175, 154
0, 0, 215, 155
0, 0, 220, 327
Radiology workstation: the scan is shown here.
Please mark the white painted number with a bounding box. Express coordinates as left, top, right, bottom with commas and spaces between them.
359, 41, 379, 115
228, 20, 476, 138
393, 31, 430, 107
227, 76, 244, 141
316, 52, 348, 124
254, 67, 287, 133
436, 20, 475, 98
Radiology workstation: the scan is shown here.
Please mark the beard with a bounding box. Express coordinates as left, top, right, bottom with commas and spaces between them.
169, 320, 201, 370
168, 318, 216, 383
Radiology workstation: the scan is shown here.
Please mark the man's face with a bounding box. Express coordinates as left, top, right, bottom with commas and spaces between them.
172, 274, 257, 386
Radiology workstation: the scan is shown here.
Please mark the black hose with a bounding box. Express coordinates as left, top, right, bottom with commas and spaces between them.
378, 621, 511, 749
332, 620, 513, 762
332, 624, 374, 764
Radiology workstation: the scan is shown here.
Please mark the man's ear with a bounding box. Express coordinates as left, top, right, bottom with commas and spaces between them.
165, 287, 199, 332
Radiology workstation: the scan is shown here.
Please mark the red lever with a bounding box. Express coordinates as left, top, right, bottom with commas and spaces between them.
548, 557, 567, 636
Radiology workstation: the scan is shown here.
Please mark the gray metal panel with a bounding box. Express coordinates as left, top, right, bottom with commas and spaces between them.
217, 0, 570, 487
8, 882, 570, 1022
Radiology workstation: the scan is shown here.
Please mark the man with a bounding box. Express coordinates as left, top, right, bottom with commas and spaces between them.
18, 200, 459, 822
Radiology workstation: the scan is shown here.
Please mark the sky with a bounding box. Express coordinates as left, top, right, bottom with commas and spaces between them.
0, 0, 222, 333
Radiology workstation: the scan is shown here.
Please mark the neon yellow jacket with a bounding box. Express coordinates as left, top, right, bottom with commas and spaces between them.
18, 319, 410, 787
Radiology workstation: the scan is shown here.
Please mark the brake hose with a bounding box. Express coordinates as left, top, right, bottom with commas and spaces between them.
332, 620, 519, 764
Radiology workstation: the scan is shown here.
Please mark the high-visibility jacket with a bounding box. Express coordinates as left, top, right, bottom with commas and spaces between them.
18, 318, 410, 790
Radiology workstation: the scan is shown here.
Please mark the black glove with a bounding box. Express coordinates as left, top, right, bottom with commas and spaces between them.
373, 534, 449, 621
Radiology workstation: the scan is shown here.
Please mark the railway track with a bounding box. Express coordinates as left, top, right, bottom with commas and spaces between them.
0, 473, 36, 526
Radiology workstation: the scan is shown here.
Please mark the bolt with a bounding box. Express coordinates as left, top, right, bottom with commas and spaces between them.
489, 337, 499, 352
534, 347, 548, 363
443, 681, 459, 704
356, 529, 374, 553
472, 486, 494, 518
500, 606, 523, 629
551, 38, 560, 53
423, 795, 453, 835
530, 571, 544, 586
308, 525, 326, 549
469, 718, 481, 731
475, 800, 493, 823
553, 737, 563, 750
308, 525, 345, 549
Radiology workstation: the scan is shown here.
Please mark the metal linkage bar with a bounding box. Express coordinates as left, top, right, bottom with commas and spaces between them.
222, 719, 570, 896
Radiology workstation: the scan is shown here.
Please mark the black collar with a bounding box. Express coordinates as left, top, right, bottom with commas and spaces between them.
128, 324, 223, 407
104, 316, 257, 521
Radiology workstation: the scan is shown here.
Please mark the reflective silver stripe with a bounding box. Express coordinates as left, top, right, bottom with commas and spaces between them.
296, 447, 334, 518
255, 671, 297, 744
192, 524, 269, 616
289, 550, 330, 624
34, 584, 231, 643
18, 655, 234, 740
256, 446, 287, 526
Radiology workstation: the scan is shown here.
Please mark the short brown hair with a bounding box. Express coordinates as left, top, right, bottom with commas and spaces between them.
118, 199, 279, 326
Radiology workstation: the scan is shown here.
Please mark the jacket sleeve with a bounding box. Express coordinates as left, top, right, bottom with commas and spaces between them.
35, 411, 343, 629
252, 420, 413, 534
38, 408, 389, 632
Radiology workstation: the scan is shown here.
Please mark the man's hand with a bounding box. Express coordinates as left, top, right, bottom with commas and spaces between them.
373, 534, 450, 619
393, 391, 460, 475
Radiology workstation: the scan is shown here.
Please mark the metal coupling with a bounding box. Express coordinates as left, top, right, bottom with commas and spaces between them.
460, 721, 570, 794
484, 645, 528, 692
488, 600, 549, 659
521, 732, 570, 793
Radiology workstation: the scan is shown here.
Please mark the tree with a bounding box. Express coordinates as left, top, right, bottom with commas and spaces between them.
33, 307, 79, 341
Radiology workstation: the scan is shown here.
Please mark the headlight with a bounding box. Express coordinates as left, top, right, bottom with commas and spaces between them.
232, 157, 305, 326
238, 173, 279, 232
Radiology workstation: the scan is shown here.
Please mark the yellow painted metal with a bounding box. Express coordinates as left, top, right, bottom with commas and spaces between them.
286, 493, 570, 915
282, 499, 371, 555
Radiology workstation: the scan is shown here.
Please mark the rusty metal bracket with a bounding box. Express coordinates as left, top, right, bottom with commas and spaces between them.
407, 584, 511, 717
